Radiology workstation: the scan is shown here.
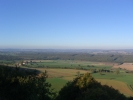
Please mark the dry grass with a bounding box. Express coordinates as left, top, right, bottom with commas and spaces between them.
113, 63, 133, 71
31, 68, 89, 78
96, 79, 133, 96
62, 75, 133, 96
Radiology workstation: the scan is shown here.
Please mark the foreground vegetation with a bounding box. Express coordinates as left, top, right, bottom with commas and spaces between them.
0, 65, 133, 100
0, 65, 56, 100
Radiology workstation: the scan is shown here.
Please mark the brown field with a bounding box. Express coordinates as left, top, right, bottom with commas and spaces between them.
62, 77, 133, 96
30, 68, 89, 78
113, 63, 133, 71
96, 79, 133, 96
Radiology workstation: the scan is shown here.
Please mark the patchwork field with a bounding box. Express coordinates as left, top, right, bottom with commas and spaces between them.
27, 67, 133, 96
32, 68, 89, 78
19, 60, 133, 96
46, 72, 133, 96
96, 79, 133, 96
22, 60, 113, 71
113, 63, 133, 71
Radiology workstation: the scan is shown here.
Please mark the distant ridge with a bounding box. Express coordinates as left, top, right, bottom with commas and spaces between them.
0, 49, 133, 54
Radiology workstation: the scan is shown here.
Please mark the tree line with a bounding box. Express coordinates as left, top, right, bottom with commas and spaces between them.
1, 52, 133, 63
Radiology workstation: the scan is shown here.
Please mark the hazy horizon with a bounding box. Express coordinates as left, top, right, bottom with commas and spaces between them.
0, 0, 133, 49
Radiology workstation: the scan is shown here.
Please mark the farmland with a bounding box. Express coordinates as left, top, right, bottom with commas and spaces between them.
21, 59, 113, 70
1, 50, 133, 97
96, 79, 133, 96
17, 60, 133, 96
46, 69, 133, 96
113, 63, 133, 71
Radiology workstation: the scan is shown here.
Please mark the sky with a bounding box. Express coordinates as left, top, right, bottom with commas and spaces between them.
0, 0, 133, 49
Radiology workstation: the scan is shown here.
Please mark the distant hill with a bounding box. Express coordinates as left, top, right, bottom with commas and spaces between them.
0, 49, 133, 54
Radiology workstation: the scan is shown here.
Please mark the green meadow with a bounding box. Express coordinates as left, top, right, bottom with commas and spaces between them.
23, 60, 112, 70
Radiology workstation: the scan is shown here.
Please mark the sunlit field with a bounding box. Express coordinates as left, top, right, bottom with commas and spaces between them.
20, 60, 133, 96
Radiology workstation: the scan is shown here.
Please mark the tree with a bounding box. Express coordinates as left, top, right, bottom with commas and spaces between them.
56, 73, 130, 100
0, 65, 56, 100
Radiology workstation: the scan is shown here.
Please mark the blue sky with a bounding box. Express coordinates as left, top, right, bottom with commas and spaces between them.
0, 0, 133, 49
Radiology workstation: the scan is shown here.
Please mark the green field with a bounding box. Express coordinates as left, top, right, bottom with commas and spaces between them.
12, 60, 133, 96
22, 60, 112, 70
47, 78, 68, 92
46, 72, 133, 96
